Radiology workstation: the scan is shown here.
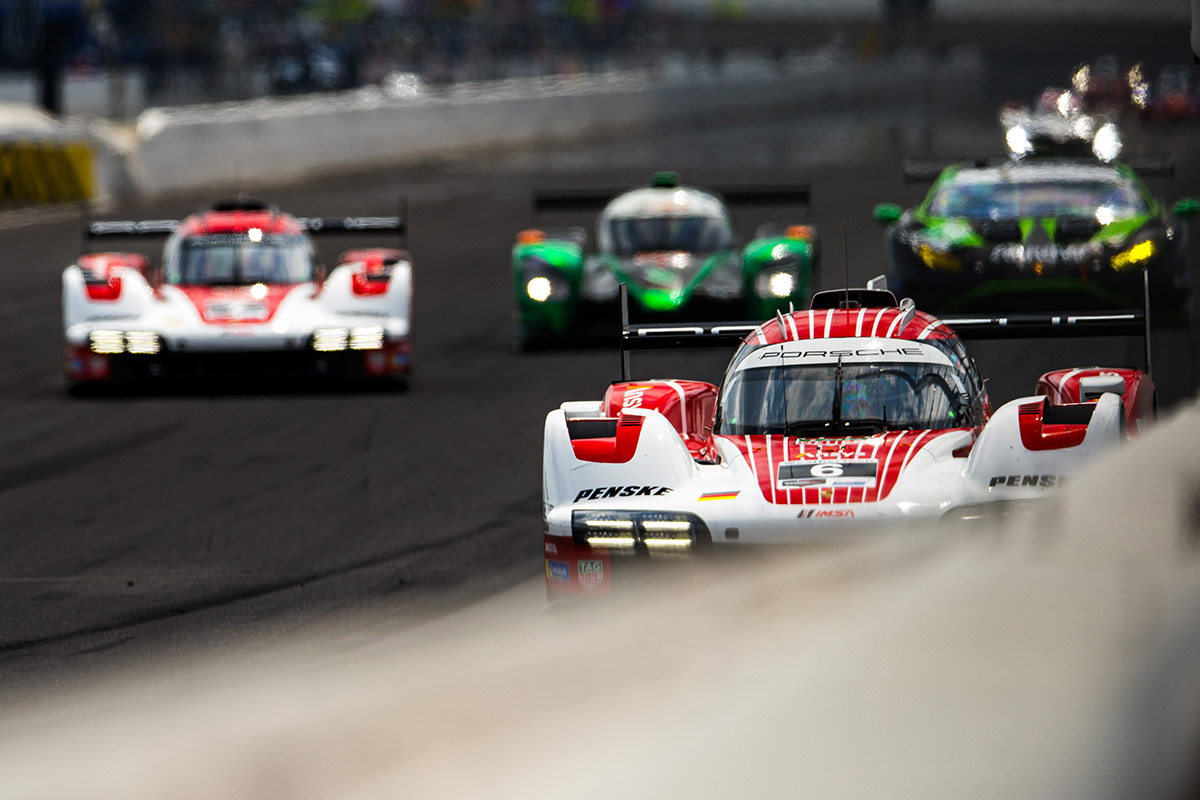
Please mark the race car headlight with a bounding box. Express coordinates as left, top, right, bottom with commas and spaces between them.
526, 276, 553, 302
349, 326, 385, 350
124, 331, 161, 354
575, 512, 638, 550
88, 330, 161, 354
313, 328, 349, 351
521, 258, 570, 303
1005, 125, 1031, 156
1110, 240, 1156, 272
88, 330, 126, 354
1092, 123, 1122, 162
572, 510, 711, 551
917, 243, 962, 272
754, 269, 798, 298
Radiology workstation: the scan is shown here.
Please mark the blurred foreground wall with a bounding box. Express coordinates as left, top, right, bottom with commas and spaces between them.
2, 394, 1199, 799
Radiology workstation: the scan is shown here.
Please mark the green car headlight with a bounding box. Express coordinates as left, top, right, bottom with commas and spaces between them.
1110, 240, 1156, 272
754, 268, 798, 298
753, 252, 802, 299
521, 258, 570, 303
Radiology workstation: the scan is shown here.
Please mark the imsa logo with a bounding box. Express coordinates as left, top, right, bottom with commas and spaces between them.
798, 509, 855, 518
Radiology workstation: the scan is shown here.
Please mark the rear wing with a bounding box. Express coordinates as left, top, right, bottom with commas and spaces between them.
902, 155, 1175, 183
83, 200, 408, 249
534, 184, 811, 217
616, 271, 1154, 382
616, 284, 760, 381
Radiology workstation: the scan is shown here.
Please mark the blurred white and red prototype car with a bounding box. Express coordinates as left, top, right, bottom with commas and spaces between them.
63, 199, 412, 389
542, 281, 1154, 598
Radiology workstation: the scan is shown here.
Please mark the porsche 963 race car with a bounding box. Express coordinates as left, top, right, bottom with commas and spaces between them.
512, 172, 817, 349
541, 280, 1154, 599
63, 198, 412, 389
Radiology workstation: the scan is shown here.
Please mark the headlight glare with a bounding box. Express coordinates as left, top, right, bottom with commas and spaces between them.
526, 276, 553, 302
754, 267, 799, 299
88, 330, 161, 354
1110, 240, 1156, 272
124, 331, 161, 354
313, 328, 349, 351
917, 244, 962, 272
349, 326, 385, 350
521, 258, 570, 303
1092, 123, 1122, 162
1006, 125, 1031, 156
88, 330, 126, 354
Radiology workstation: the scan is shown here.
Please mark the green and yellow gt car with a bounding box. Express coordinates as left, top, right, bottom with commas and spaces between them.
512, 172, 818, 349
873, 158, 1198, 319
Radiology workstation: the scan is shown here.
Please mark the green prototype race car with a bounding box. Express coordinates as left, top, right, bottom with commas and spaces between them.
512, 172, 818, 349
872, 157, 1199, 320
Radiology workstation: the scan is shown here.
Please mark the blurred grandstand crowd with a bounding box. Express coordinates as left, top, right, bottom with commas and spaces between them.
1, 0, 654, 112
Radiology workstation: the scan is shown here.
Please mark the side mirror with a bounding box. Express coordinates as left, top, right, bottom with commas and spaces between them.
873, 203, 903, 225
1173, 197, 1200, 218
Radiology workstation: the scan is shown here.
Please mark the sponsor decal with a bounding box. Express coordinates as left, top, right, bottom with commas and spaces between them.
206, 299, 269, 322
622, 386, 649, 409
546, 560, 570, 582
798, 509, 855, 518
989, 474, 1067, 488
191, 233, 295, 247
544, 541, 558, 554
758, 346, 925, 361
990, 243, 1099, 265
578, 559, 604, 591
777, 461, 878, 489
573, 485, 673, 502
698, 491, 739, 501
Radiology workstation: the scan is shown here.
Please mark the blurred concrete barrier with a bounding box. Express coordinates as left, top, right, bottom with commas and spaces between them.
130, 51, 979, 198
2, 395, 1200, 799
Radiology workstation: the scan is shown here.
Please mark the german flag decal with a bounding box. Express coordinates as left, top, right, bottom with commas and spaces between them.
698, 491, 739, 501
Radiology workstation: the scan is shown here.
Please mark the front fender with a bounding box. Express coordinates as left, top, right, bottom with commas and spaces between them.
543, 407, 698, 514
318, 260, 412, 336
62, 265, 159, 339
965, 393, 1123, 500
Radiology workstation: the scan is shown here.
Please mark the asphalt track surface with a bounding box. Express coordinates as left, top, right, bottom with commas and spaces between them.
0, 47, 1197, 705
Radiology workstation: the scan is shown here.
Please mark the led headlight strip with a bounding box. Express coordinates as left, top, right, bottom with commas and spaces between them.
88, 330, 161, 355
571, 510, 711, 550
313, 327, 386, 352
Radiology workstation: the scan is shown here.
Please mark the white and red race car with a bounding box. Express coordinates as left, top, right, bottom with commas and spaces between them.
542, 281, 1154, 598
63, 198, 412, 389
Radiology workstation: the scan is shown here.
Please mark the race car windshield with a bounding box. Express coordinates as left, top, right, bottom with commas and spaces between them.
169, 235, 315, 285
929, 177, 1149, 220
717, 362, 969, 435
607, 215, 733, 255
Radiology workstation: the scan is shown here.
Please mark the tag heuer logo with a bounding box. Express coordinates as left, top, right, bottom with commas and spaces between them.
578, 559, 604, 591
